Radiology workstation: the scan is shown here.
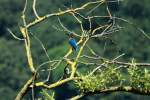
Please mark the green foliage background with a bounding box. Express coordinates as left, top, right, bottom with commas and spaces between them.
0, 0, 150, 99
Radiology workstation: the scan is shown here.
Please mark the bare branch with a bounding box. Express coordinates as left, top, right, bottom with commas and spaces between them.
22, 0, 28, 15
15, 77, 34, 100
33, 0, 40, 19
34, 77, 81, 89
7, 28, 25, 41
26, 0, 105, 28
81, 55, 150, 67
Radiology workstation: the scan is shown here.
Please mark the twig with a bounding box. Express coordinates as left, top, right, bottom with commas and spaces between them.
7, 28, 25, 41
33, 0, 40, 19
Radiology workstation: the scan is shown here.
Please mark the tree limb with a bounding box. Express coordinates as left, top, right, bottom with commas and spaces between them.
15, 77, 34, 100
70, 86, 150, 100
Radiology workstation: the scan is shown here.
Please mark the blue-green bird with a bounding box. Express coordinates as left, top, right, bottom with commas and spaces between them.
68, 33, 78, 51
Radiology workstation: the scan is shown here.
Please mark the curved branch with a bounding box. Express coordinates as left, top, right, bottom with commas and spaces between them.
81, 55, 150, 67
33, 77, 81, 89
26, 0, 105, 28
15, 77, 34, 100
70, 86, 150, 100
33, 0, 40, 19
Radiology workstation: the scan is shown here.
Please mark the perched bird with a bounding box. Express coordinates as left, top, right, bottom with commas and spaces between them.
68, 33, 78, 51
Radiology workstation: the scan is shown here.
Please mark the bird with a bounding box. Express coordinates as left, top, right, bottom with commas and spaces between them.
68, 33, 78, 51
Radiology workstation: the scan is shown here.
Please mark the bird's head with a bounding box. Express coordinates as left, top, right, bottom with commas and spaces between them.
69, 33, 75, 38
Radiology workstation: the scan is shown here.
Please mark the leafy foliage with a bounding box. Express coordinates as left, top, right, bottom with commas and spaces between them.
76, 61, 150, 94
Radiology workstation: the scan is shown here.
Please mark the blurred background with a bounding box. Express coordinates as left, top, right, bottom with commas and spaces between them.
0, 0, 150, 99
